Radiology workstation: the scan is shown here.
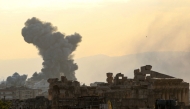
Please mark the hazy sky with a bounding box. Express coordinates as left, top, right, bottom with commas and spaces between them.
1, 0, 190, 84
1, 0, 190, 60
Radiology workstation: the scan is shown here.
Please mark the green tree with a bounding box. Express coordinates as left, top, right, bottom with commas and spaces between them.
0, 100, 11, 109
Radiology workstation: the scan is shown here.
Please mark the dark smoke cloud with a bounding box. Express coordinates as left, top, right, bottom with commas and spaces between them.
22, 17, 82, 81
6, 72, 27, 87
30, 72, 43, 81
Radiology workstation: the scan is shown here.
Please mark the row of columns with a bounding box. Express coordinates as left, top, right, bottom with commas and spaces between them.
160, 88, 189, 105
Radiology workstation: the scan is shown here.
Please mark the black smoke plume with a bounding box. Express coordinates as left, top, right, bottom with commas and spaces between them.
22, 17, 82, 81
6, 72, 27, 87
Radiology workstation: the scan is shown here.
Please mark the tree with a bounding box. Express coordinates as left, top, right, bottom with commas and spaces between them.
0, 100, 11, 109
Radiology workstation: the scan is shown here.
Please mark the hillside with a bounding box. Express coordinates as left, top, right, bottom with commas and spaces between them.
75, 51, 190, 85
0, 51, 190, 85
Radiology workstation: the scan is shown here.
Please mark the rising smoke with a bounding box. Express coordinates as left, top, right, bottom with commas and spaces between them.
22, 17, 82, 81
6, 72, 27, 87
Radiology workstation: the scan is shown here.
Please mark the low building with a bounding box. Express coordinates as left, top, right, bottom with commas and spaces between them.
25, 79, 49, 98
33, 79, 49, 98
25, 79, 37, 89
0, 86, 41, 100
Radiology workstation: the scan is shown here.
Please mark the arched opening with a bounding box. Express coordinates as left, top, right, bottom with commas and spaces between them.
119, 76, 122, 79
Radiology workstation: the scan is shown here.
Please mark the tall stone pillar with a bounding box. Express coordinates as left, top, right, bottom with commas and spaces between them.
171, 89, 175, 99
184, 88, 188, 105
166, 90, 169, 100
182, 89, 185, 103
161, 91, 165, 99
168, 89, 172, 99
164, 90, 167, 100
175, 90, 178, 100
178, 90, 181, 102
186, 88, 189, 105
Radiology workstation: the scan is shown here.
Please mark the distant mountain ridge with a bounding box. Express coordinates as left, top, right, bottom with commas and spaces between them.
75, 51, 190, 85
0, 51, 190, 85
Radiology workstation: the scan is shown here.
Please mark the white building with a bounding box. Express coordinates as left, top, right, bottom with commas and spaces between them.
33, 79, 49, 98
33, 79, 49, 92
25, 79, 49, 98
0, 86, 41, 100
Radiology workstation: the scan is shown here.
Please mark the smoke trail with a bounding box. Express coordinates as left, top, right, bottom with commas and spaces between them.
6, 72, 27, 87
22, 17, 82, 80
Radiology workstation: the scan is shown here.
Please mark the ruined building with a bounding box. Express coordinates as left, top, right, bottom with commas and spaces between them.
48, 65, 189, 109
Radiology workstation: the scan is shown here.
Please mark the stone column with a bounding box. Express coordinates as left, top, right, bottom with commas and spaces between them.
164, 90, 166, 100
178, 90, 181, 102
186, 88, 189, 105
166, 90, 169, 100
168, 89, 171, 99
184, 88, 187, 105
175, 90, 178, 100
182, 89, 185, 103
161, 91, 165, 99
171, 89, 175, 99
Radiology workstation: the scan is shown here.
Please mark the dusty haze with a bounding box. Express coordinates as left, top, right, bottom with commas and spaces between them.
0, 0, 190, 83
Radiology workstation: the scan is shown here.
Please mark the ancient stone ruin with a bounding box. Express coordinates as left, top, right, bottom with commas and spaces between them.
48, 65, 190, 109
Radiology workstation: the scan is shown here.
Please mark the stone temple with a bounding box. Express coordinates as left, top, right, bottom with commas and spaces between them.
48, 65, 189, 109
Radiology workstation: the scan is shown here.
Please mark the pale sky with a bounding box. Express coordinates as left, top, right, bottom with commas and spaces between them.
1, 0, 190, 60
1, 0, 190, 84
